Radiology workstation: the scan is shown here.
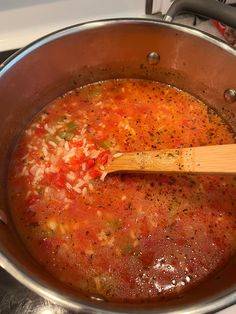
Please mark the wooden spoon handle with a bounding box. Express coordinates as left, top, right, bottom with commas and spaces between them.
105, 144, 236, 175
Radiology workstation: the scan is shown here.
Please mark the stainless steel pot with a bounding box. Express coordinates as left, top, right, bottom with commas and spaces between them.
1, 1, 236, 313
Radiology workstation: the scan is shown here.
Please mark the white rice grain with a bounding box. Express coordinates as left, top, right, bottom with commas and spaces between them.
44, 123, 55, 134
66, 182, 73, 190
63, 147, 76, 162
25, 129, 32, 136
64, 141, 69, 151
100, 171, 107, 181
42, 146, 48, 157
67, 172, 76, 181
88, 183, 94, 191
76, 179, 85, 187
89, 150, 100, 159
73, 185, 82, 194
82, 187, 87, 196
113, 152, 123, 158
48, 141, 57, 148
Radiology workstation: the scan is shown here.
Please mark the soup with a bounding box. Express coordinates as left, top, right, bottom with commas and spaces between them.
8, 79, 236, 302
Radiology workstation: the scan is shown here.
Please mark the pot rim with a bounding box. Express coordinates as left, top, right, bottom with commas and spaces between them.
0, 17, 236, 314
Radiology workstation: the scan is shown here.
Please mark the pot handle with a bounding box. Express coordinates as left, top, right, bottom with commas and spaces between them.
164, 0, 236, 29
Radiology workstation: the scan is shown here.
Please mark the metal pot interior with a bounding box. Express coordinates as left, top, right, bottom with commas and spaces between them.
0, 19, 236, 313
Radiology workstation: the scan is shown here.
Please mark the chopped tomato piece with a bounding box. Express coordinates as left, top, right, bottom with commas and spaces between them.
66, 189, 77, 200
115, 95, 125, 101
88, 169, 101, 178
71, 140, 83, 148
26, 195, 39, 206
86, 159, 95, 169
35, 124, 45, 136
60, 163, 69, 172
176, 238, 186, 246
181, 119, 191, 128
53, 173, 66, 188
97, 150, 110, 165
70, 154, 85, 165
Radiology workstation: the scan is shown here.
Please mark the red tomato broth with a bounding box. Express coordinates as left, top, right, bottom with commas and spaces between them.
8, 79, 236, 302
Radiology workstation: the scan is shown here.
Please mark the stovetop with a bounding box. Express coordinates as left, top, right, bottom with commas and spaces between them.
0, 50, 17, 64
0, 268, 72, 314
1, 31, 236, 314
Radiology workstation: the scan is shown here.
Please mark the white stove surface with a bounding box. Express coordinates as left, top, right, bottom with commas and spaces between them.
0, 1, 235, 313
0, 0, 228, 52
219, 305, 236, 314
0, 0, 147, 51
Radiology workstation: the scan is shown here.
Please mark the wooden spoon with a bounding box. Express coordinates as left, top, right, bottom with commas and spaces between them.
104, 144, 236, 176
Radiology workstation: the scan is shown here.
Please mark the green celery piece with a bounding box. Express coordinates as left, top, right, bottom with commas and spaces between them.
57, 115, 67, 122
102, 140, 111, 149
66, 121, 77, 131
58, 131, 74, 141
36, 187, 45, 195
108, 219, 121, 231
88, 86, 101, 98
47, 135, 59, 144
121, 243, 133, 254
